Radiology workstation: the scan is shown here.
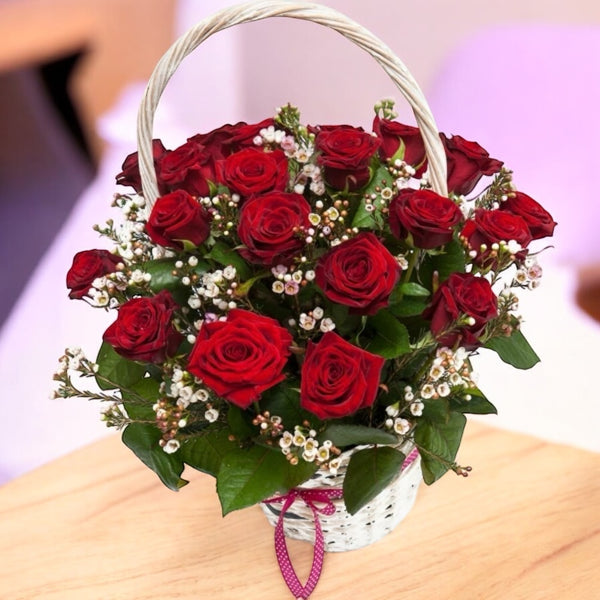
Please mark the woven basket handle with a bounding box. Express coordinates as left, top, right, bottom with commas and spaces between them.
137, 0, 448, 207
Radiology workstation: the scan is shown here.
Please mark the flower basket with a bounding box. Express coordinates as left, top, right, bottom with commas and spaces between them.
54, 2, 556, 598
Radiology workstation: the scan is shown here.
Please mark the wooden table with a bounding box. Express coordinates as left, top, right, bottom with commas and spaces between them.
0, 422, 597, 599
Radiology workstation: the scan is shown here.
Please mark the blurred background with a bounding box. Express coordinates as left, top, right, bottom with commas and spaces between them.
1, 0, 599, 485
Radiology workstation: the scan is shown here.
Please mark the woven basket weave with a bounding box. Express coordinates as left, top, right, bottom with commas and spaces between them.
260, 444, 422, 552
135, 0, 445, 552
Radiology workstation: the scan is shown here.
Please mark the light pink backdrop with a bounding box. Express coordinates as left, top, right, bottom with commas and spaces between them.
1, 0, 599, 484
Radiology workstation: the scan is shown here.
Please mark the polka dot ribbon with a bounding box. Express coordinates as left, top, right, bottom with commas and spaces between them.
263, 448, 420, 599
263, 488, 343, 599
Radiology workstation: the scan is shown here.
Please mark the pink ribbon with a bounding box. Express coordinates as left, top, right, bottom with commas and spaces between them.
263, 448, 420, 599
263, 487, 343, 599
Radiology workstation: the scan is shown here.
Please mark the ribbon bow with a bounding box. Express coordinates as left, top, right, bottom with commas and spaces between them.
263, 487, 343, 599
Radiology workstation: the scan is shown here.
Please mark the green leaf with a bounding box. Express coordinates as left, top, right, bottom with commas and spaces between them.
319, 424, 398, 447
145, 258, 208, 295
227, 405, 256, 440
351, 165, 392, 229
216, 446, 317, 515
206, 241, 251, 280
365, 309, 411, 358
260, 383, 317, 431
343, 446, 406, 515
484, 329, 540, 369
181, 429, 238, 477
122, 377, 161, 420
419, 239, 466, 286
399, 282, 430, 297
414, 408, 466, 485
389, 297, 428, 317
94, 342, 146, 391
449, 389, 497, 415
122, 423, 187, 491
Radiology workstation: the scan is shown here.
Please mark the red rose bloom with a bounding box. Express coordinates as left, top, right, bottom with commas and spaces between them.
462, 208, 532, 265
218, 148, 288, 197
160, 140, 217, 197
237, 192, 310, 265
146, 190, 212, 249
422, 272, 498, 349
499, 191, 557, 240
115, 139, 168, 194
66, 249, 121, 299
187, 309, 292, 408
372, 116, 426, 173
103, 290, 182, 363
313, 124, 380, 191
315, 232, 400, 315
300, 331, 384, 419
228, 118, 275, 150
441, 133, 503, 196
389, 188, 463, 249
186, 118, 274, 157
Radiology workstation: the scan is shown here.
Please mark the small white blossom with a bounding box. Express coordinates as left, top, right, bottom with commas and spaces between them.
272, 280, 285, 294
163, 439, 181, 454
299, 313, 316, 330
223, 265, 237, 280
410, 401, 425, 417
279, 431, 293, 449
312, 307, 324, 320
204, 408, 219, 422
393, 418, 411, 435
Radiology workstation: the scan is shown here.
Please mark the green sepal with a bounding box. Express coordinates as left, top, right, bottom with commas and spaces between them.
365, 309, 411, 358
319, 424, 398, 447
343, 446, 406, 515
216, 446, 318, 515
180, 429, 238, 477
121, 423, 188, 491
484, 329, 540, 369
94, 342, 146, 391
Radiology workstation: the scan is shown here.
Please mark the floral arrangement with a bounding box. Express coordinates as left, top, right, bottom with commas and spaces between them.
54, 99, 555, 517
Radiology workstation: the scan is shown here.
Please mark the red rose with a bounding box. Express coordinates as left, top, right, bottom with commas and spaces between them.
300, 331, 384, 419
188, 118, 275, 155
441, 133, 503, 196
315, 232, 400, 315
115, 139, 168, 194
228, 118, 275, 150
422, 272, 498, 349
372, 116, 426, 172
313, 125, 380, 191
187, 124, 240, 159
237, 192, 310, 265
389, 188, 463, 249
103, 290, 182, 363
146, 190, 212, 249
66, 249, 121, 299
499, 191, 556, 240
160, 140, 217, 197
462, 208, 532, 265
187, 309, 292, 408
218, 148, 289, 197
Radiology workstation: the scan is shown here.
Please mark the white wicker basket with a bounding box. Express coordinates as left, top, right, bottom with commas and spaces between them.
259, 444, 422, 552
134, 0, 443, 555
